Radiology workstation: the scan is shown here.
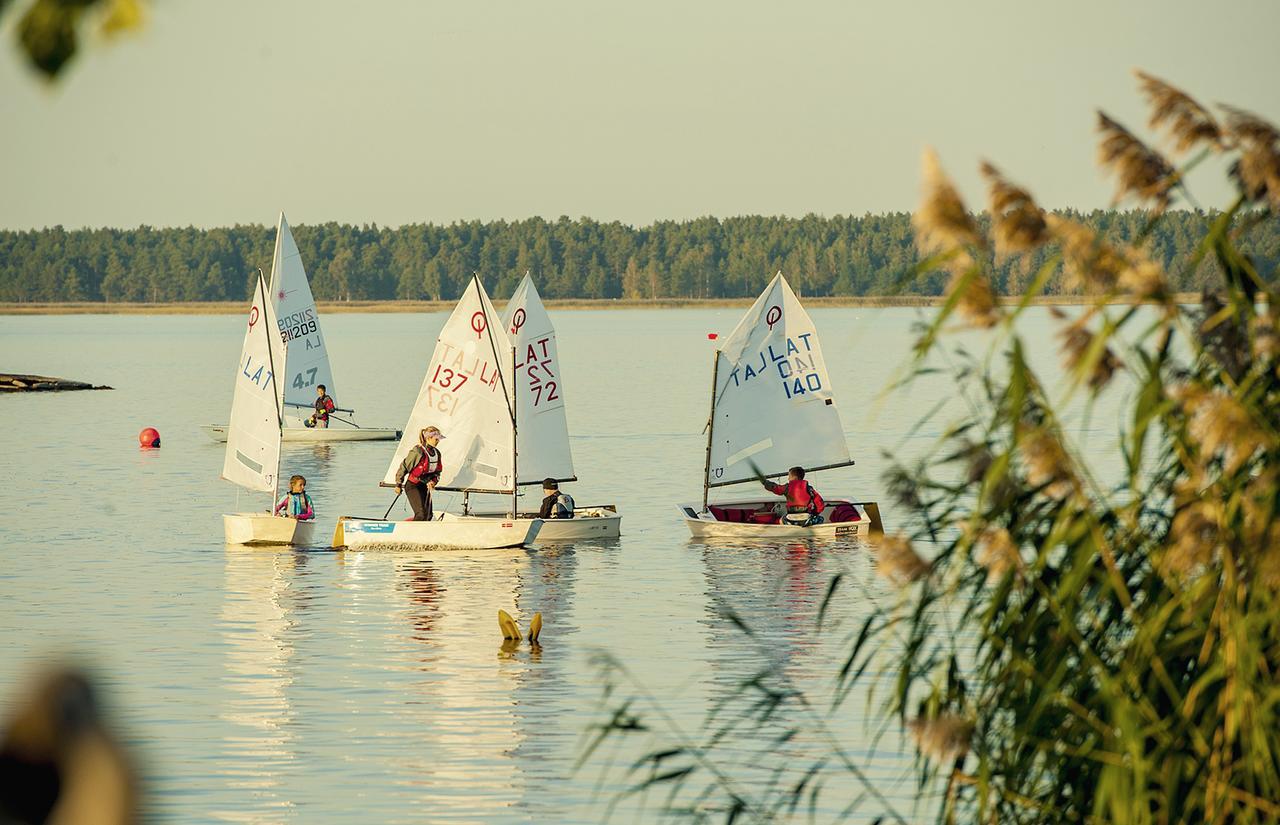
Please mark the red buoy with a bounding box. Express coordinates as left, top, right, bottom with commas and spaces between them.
707, 333, 718, 340
139, 427, 161, 449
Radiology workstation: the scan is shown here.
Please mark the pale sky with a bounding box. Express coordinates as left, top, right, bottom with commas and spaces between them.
2, 0, 1277, 229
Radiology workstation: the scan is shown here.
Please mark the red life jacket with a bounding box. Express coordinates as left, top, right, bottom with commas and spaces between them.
783, 479, 825, 513
315, 395, 335, 420
407, 447, 442, 484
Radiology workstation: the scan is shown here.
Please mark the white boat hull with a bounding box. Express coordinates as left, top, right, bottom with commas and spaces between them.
333, 513, 543, 549
223, 512, 319, 546
203, 424, 400, 443
470, 506, 621, 542
678, 498, 883, 540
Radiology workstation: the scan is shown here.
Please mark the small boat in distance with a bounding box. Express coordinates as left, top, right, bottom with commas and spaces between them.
464, 274, 621, 541
202, 213, 399, 444
222, 271, 317, 546
333, 275, 543, 550
678, 273, 883, 539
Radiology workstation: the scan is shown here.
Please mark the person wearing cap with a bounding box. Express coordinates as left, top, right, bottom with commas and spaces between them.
537, 478, 575, 520
395, 427, 445, 521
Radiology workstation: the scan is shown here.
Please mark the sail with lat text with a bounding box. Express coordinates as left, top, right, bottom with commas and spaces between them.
502, 274, 575, 485
223, 273, 285, 494
382, 276, 516, 493
707, 273, 852, 488
268, 213, 335, 425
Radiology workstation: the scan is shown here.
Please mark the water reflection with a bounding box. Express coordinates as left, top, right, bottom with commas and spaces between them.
216, 546, 313, 823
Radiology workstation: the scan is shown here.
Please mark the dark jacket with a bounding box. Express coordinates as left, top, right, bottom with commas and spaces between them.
396, 445, 442, 487
538, 491, 575, 519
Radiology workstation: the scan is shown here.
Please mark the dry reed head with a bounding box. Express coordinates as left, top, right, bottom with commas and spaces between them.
908, 713, 973, 764
1134, 70, 1222, 152
981, 161, 1049, 258
875, 534, 931, 586
1018, 426, 1075, 499
915, 148, 983, 258
1251, 306, 1280, 360
1180, 388, 1269, 476
975, 527, 1021, 584
1057, 317, 1122, 391
947, 269, 1000, 329
1164, 500, 1221, 578
1096, 111, 1177, 209
1219, 105, 1280, 207
1046, 215, 1168, 299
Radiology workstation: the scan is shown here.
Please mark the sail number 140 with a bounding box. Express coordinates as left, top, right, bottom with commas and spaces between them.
783, 373, 823, 399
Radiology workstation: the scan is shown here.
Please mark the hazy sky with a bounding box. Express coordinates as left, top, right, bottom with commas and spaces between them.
2, 0, 1277, 229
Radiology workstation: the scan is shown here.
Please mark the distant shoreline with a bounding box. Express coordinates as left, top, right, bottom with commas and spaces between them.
0, 295, 1201, 315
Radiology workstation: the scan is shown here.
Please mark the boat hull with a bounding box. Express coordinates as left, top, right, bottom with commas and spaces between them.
678, 499, 883, 539
202, 424, 401, 443
469, 506, 621, 542
223, 512, 318, 546
333, 513, 542, 549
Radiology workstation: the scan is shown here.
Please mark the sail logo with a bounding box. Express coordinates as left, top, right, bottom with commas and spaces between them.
470, 312, 487, 338
247, 306, 259, 329
728, 333, 816, 389
240, 355, 274, 390
515, 336, 561, 407
765, 305, 782, 330
510, 308, 526, 335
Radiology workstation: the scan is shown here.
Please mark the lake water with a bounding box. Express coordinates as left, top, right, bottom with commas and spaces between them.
0, 308, 1128, 823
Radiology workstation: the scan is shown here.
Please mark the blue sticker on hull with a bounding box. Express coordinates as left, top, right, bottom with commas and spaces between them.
349, 521, 395, 533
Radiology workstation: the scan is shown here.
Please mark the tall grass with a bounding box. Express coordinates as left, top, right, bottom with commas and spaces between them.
579, 72, 1280, 823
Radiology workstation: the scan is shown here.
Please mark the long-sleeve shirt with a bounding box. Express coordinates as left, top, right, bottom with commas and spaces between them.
274, 491, 315, 520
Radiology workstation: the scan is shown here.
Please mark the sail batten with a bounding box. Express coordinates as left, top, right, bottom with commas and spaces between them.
382, 277, 516, 492
269, 213, 335, 425
706, 273, 852, 488
502, 274, 575, 484
222, 273, 285, 494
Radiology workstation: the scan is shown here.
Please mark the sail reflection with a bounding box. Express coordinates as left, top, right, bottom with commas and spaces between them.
215, 546, 311, 823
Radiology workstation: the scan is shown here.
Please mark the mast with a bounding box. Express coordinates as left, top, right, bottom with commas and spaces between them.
257, 269, 284, 511
510, 344, 518, 518
701, 350, 720, 512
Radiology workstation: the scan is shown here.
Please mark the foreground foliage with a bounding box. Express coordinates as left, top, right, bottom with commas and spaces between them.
581, 72, 1280, 824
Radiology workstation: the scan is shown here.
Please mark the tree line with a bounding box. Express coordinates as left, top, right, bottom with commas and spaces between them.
1, 211, 1276, 303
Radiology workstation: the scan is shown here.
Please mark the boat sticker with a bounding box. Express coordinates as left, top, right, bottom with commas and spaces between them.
349, 521, 396, 533
835, 525, 860, 536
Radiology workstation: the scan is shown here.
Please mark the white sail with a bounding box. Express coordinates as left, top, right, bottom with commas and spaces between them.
382, 277, 516, 493
707, 273, 852, 488
268, 213, 335, 425
223, 273, 285, 494
502, 274, 575, 485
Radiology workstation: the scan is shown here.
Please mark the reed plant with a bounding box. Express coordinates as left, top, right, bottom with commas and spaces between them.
580, 72, 1280, 824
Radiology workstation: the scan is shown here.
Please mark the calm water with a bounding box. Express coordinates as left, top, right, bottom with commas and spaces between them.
0, 308, 1128, 822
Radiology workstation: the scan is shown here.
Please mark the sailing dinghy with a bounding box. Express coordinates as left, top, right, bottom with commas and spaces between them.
464, 274, 621, 541
202, 213, 400, 444
678, 273, 883, 539
222, 272, 317, 546
333, 275, 543, 550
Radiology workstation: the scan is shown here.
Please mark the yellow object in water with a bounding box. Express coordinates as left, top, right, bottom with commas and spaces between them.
498, 609, 521, 641
528, 612, 543, 643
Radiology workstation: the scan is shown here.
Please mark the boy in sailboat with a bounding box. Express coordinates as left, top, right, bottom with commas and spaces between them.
538, 478, 575, 519
306, 384, 336, 428
395, 427, 445, 521
274, 475, 315, 520
761, 466, 826, 526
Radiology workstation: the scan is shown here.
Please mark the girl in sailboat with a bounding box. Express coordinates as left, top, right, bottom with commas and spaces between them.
395, 427, 445, 521
274, 475, 315, 520
762, 467, 826, 526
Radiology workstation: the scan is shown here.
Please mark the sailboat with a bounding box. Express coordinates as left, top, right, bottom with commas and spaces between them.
202, 213, 400, 444
678, 273, 884, 539
222, 271, 317, 546
464, 274, 621, 541
333, 275, 543, 550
